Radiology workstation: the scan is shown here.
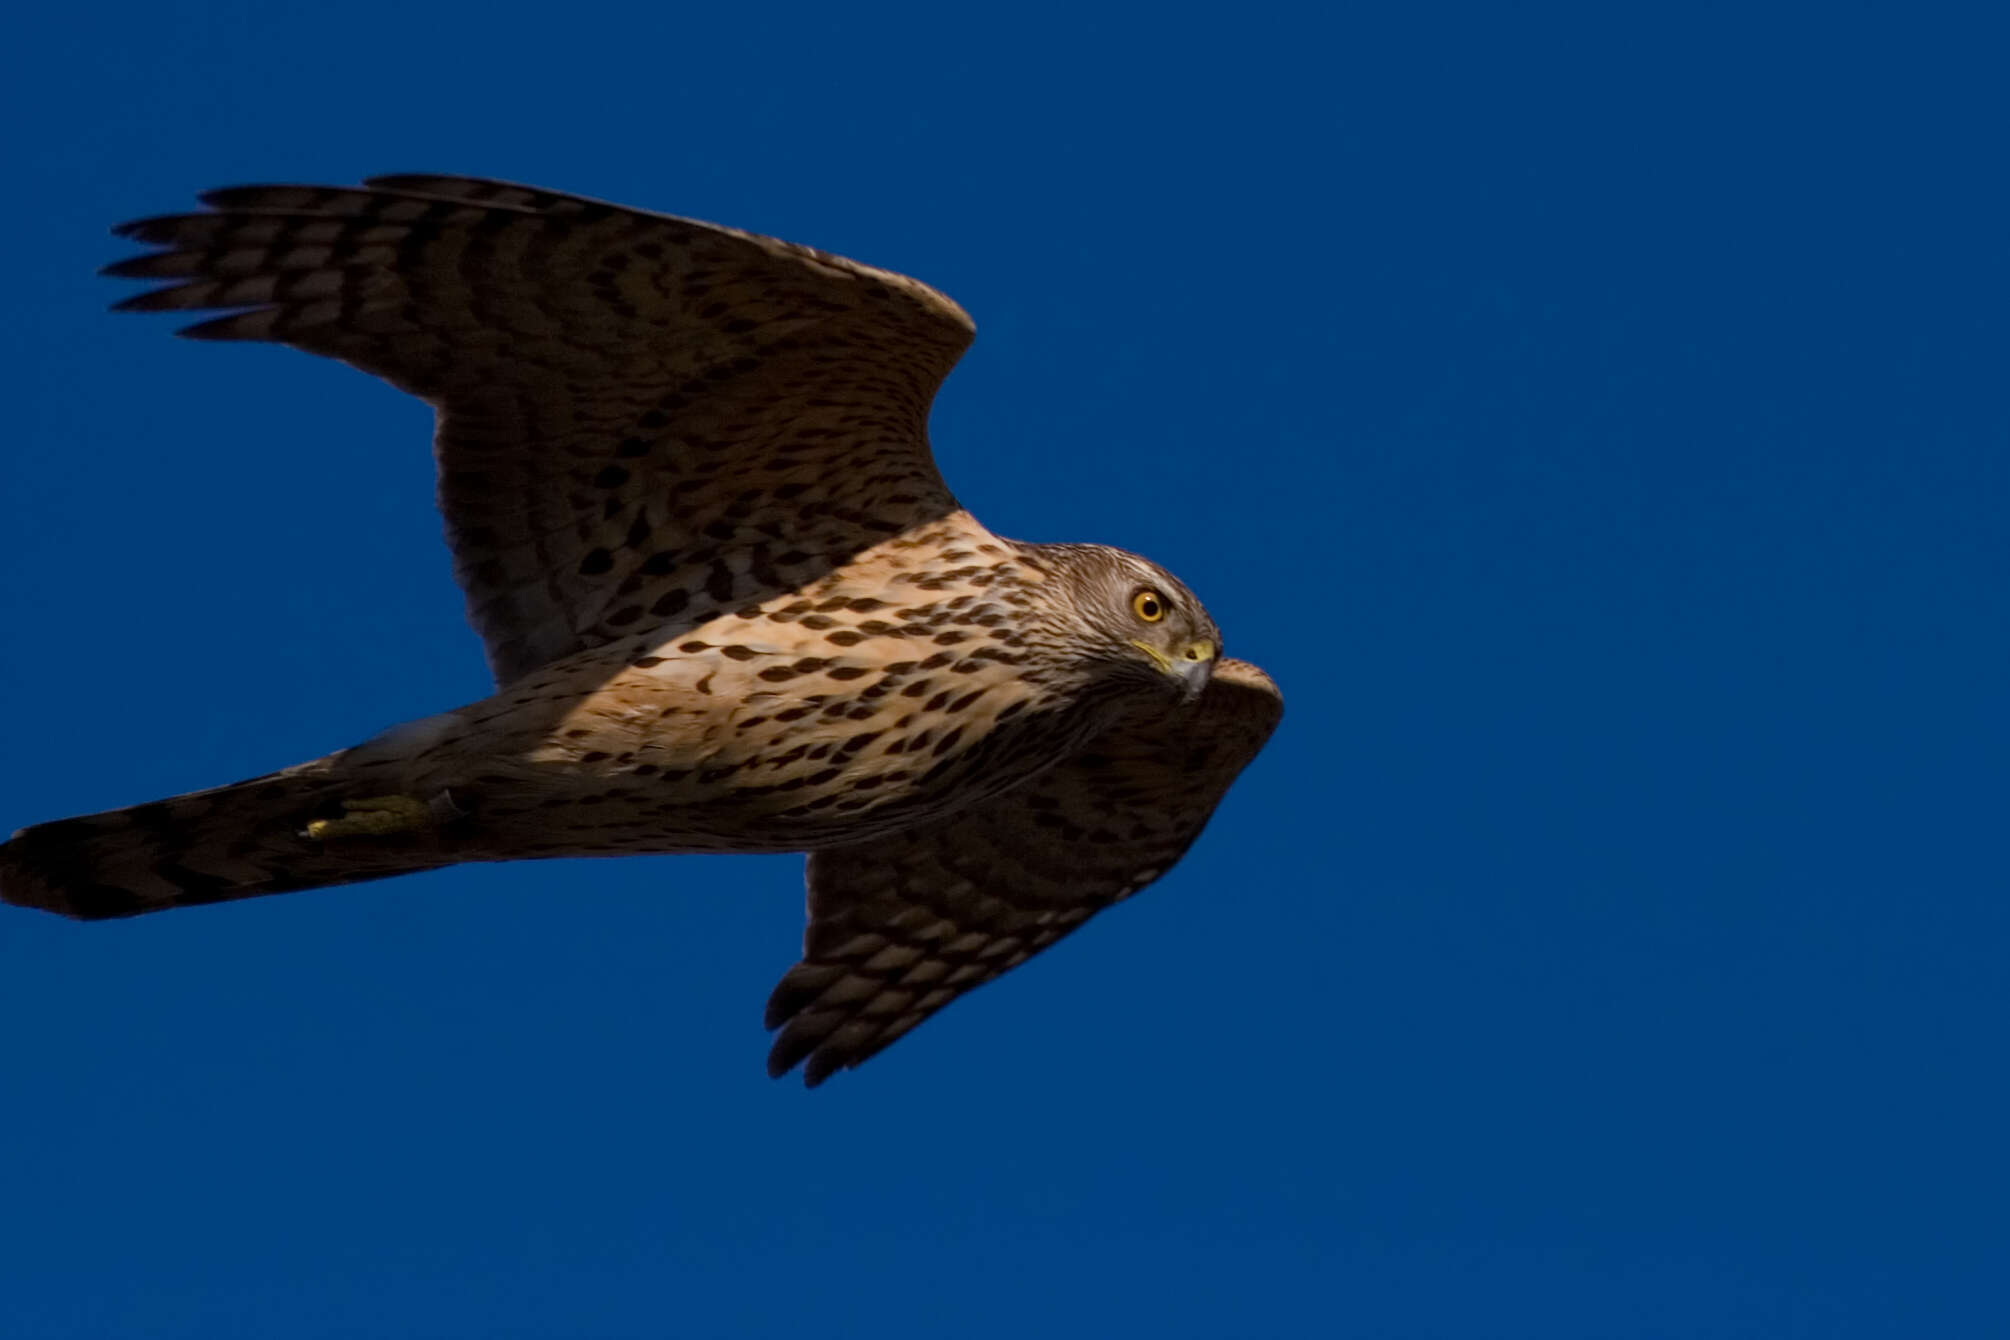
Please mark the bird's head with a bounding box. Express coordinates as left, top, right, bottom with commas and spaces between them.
1037, 544, 1221, 702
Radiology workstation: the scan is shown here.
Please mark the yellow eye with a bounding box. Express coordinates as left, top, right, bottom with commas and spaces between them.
1131, 589, 1167, 623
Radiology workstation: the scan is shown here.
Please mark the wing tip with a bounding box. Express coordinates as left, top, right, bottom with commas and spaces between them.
195, 183, 311, 210
110, 212, 197, 243
1212, 658, 1285, 733
100, 255, 163, 280
175, 310, 278, 340
765, 1030, 835, 1087
361, 171, 467, 192
104, 288, 277, 340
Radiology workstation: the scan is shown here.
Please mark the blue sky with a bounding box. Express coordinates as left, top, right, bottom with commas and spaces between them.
3, 3, 2006, 1336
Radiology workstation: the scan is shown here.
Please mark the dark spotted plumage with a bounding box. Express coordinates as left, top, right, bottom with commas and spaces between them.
1, 175, 1283, 1086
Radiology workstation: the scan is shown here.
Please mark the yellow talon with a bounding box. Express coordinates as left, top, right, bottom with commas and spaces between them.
304, 794, 434, 840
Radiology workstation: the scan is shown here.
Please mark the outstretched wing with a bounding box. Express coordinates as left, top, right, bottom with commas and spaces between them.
104, 175, 976, 684
766, 659, 1283, 1085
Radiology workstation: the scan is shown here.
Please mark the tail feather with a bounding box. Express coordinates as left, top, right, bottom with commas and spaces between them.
2, 765, 457, 920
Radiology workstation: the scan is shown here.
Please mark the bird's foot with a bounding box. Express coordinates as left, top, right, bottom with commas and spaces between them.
304, 794, 434, 840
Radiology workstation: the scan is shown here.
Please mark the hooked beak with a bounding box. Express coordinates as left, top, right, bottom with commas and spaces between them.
1131, 638, 1217, 700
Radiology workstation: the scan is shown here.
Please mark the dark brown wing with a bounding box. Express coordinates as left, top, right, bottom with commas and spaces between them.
766, 659, 1283, 1085
104, 175, 976, 684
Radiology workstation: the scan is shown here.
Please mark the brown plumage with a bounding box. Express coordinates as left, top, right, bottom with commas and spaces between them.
0, 175, 1283, 1085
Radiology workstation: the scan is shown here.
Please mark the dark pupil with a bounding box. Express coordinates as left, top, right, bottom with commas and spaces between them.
1141, 596, 1159, 616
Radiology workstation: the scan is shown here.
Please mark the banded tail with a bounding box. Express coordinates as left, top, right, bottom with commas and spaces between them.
1, 764, 456, 920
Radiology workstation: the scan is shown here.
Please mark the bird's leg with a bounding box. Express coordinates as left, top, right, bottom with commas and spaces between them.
304, 795, 434, 840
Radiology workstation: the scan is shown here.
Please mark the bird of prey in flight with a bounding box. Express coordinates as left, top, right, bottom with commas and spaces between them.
1, 176, 1282, 1085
